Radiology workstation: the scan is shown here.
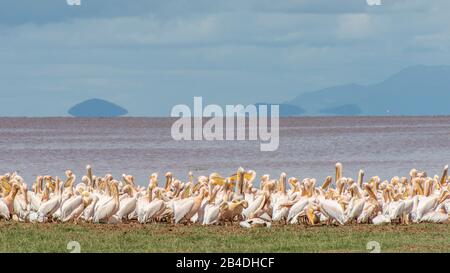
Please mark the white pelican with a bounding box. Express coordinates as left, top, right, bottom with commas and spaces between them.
29, 176, 44, 211
173, 188, 207, 224
93, 180, 120, 223
0, 178, 20, 220
220, 200, 248, 224
60, 194, 84, 222
1, 162, 450, 229
272, 173, 290, 222
62, 192, 92, 223
318, 197, 347, 225
345, 184, 365, 223
81, 194, 99, 222
202, 187, 222, 225
13, 183, 29, 222
114, 185, 138, 222
138, 188, 165, 224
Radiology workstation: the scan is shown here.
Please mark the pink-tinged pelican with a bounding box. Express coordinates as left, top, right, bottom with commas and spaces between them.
173, 187, 207, 224
114, 185, 138, 222
202, 187, 221, 225
318, 197, 347, 225
62, 192, 92, 223
93, 180, 120, 223
36, 179, 62, 223
138, 188, 165, 224
0, 182, 20, 220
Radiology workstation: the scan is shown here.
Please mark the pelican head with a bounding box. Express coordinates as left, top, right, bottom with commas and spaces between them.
82, 176, 89, 185
65, 170, 73, 178
149, 173, 159, 188
122, 184, 132, 195
288, 177, 299, 191
86, 165, 92, 180
236, 167, 245, 194
357, 169, 365, 187
198, 176, 208, 184
260, 175, 270, 189
188, 171, 194, 183
219, 202, 229, 212
150, 172, 158, 180
400, 177, 408, 185
347, 178, 355, 187
278, 172, 287, 193
164, 172, 173, 191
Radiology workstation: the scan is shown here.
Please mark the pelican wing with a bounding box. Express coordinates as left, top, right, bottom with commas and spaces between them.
62, 203, 85, 222
320, 199, 346, 225
287, 199, 309, 223
38, 197, 60, 217
116, 197, 137, 219
61, 196, 83, 221
173, 198, 195, 224
421, 211, 448, 223
243, 194, 264, 219
144, 200, 165, 221
93, 197, 115, 223
29, 192, 42, 211
347, 199, 365, 220
203, 204, 220, 225
416, 196, 438, 220
0, 199, 10, 220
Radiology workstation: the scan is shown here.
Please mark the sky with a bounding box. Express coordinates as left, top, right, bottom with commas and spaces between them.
1, 0, 450, 116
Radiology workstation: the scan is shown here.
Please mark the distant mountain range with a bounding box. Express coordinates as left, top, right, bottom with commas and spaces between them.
279, 65, 450, 116
67, 65, 450, 117
255, 103, 305, 116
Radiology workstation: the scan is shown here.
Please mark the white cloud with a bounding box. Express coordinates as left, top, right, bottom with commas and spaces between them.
336, 14, 372, 39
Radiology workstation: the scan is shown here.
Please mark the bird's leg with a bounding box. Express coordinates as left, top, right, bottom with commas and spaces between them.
403, 213, 410, 225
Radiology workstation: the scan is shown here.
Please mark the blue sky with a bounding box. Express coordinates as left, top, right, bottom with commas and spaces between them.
1, 0, 450, 116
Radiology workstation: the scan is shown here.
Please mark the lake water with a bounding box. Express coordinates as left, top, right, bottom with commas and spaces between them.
1, 117, 450, 185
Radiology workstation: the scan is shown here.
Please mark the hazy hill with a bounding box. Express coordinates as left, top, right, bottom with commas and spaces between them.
255, 103, 306, 117
68, 99, 128, 117
286, 65, 450, 116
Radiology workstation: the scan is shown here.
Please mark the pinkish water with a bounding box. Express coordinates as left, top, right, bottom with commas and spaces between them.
1, 117, 450, 185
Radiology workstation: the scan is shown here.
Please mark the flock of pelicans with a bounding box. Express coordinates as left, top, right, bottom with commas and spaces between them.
1, 163, 450, 228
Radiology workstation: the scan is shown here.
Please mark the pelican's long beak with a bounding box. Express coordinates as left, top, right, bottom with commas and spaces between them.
209, 173, 226, 186
424, 178, 432, 197
279, 172, 287, 194
335, 162, 343, 182
364, 184, 378, 201
438, 190, 450, 204
321, 176, 332, 191
440, 165, 448, 185
237, 167, 245, 194
192, 182, 202, 193
87, 165, 93, 186
357, 170, 364, 188
164, 172, 172, 192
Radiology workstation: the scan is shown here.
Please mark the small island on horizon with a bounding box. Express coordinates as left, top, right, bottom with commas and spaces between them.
68, 98, 128, 117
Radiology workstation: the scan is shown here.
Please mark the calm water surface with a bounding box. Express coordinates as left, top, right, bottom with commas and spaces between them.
1, 117, 450, 185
